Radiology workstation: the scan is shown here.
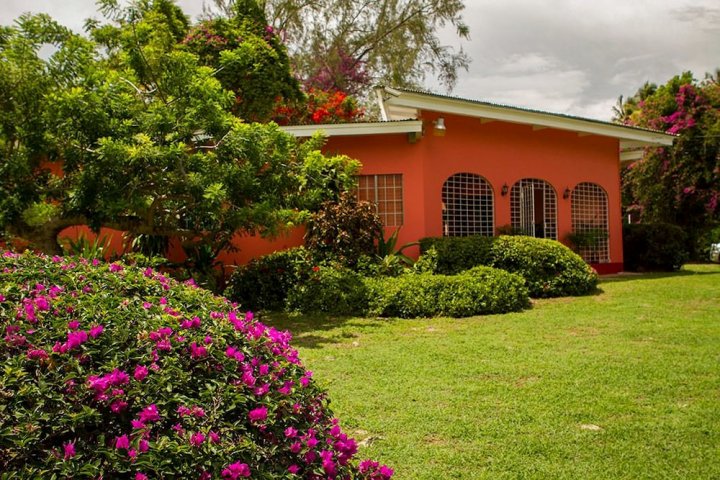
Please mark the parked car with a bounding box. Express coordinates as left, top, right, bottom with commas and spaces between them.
710, 243, 720, 262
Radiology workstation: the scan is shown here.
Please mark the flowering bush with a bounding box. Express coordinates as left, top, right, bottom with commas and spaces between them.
272, 89, 364, 126
0, 250, 392, 479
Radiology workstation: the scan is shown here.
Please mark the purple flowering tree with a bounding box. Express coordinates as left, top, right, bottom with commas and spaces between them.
618, 71, 720, 257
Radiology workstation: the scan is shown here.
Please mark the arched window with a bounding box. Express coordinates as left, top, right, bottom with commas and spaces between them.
442, 173, 494, 236
571, 182, 610, 263
510, 178, 557, 239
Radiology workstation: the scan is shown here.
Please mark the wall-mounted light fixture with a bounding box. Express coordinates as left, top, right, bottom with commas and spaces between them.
563, 187, 572, 199
433, 117, 446, 136
501, 183, 509, 196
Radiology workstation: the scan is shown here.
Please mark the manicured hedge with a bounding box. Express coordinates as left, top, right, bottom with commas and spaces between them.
418, 236, 494, 275
224, 247, 314, 311
623, 223, 688, 271
286, 266, 369, 316
365, 266, 530, 318
419, 235, 598, 297
0, 251, 391, 479
489, 236, 598, 297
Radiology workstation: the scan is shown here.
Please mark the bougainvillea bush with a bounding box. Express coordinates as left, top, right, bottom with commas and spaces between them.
0, 251, 392, 479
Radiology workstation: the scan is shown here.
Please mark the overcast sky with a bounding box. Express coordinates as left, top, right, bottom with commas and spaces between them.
2, 0, 718, 120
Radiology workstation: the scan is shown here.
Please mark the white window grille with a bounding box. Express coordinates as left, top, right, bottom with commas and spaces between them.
442, 173, 494, 237
357, 174, 403, 227
571, 182, 610, 263
510, 178, 557, 239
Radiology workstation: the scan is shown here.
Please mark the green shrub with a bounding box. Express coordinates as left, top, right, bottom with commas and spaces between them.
365, 267, 529, 318
0, 250, 392, 479
623, 223, 688, 271
305, 191, 382, 267
489, 236, 598, 297
418, 236, 494, 274
224, 246, 314, 311
286, 265, 369, 316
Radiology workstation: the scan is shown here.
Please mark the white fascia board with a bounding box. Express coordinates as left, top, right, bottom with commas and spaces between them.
281, 121, 423, 137
385, 92, 675, 146
620, 150, 645, 162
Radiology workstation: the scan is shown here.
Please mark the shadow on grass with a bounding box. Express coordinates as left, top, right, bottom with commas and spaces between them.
600, 266, 720, 283
258, 311, 389, 349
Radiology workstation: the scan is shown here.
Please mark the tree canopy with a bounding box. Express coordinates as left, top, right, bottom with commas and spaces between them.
205, 0, 471, 97
0, 3, 359, 261
617, 71, 720, 257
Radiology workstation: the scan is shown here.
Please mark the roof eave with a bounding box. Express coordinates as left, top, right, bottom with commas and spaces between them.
380, 88, 675, 147
280, 120, 423, 138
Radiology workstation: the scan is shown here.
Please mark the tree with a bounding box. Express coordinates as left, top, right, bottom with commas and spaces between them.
0, 7, 359, 261
619, 72, 720, 258
205, 0, 471, 97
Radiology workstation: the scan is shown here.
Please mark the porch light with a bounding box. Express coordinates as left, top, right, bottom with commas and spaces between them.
563, 187, 572, 199
433, 117, 446, 136
501, 183, 509, 196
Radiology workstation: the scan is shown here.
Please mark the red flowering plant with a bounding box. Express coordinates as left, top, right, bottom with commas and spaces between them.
272, 88, 364, 126
0, 250, 392, 479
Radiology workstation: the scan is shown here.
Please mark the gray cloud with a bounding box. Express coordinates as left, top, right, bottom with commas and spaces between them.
1, 0, 719, 120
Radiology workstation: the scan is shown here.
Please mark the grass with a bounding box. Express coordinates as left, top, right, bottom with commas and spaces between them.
263, 264, 720, 479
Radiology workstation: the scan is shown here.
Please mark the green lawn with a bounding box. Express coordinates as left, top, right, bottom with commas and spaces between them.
264, 264, 720, 479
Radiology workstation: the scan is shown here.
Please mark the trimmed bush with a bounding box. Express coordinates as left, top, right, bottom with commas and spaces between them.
286, 266, 369, 316
623, 223, 688, 271
420, 235, 598, 298
0, 251, 392, 479
418, 236, 495, 275
224, 247, 314, 311
489, 236, 598, 297
365, 267, 530, 318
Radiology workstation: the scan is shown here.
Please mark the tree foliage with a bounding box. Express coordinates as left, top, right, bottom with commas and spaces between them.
205, 0, 471, 96
617, 72, 720, 257
0, 4, 360, 259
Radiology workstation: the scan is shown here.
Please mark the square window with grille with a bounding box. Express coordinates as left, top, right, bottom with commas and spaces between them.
357, 174, 403, 227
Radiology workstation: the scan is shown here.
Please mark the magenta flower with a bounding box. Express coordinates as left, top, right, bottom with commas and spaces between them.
248, 406, 267, 423
128, 448, 137, 460
142, 302, 153, 309
68, 320, 80, 330
189, 342, 208, 359
190, 431, 205, 447
66, 330, 88, 350
138, 404, 161, 423
89, 324, 104, 338
209, 431, 221, 444
221, 462, 251, 479
111, 400, 128, 413
288, 464, 300, 474
133, 365, 149, 381
284, 427, 298, 438
135, 473, 149, 480
63, 441, 76, 460
115, 435, 130, 450
139, 439, 150, 453
131, 420, 146, 430
109, 263, 123, 272
26, 349, 49, 360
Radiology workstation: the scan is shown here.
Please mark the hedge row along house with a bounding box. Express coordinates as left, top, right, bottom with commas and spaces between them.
274, 86, 675, 274
60, 86, 675, 274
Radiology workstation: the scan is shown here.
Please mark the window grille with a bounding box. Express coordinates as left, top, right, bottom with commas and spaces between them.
357, 174, 403, 227
442, 173, 494, 237
510, 178, 557, 239
571, 182, 610, 263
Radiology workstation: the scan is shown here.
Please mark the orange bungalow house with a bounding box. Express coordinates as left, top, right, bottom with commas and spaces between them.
275, 86, 675, 274
58, 86, 674, 274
